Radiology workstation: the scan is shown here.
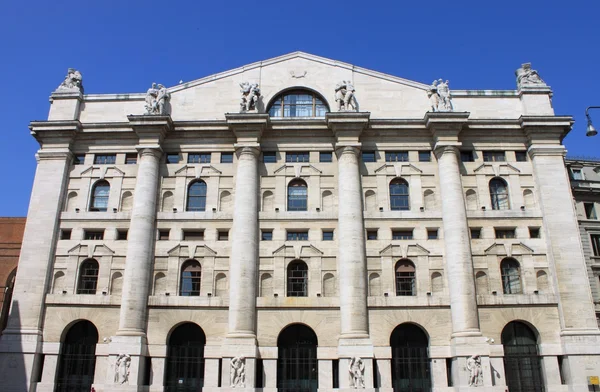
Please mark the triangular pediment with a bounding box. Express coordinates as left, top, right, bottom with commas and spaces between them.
80, 166, 125, 178
379, 243, 430, 258
473, 163, 520, 175
167, 244, 217, 258
175, 165, 222, 177
484, 243, 508, 255
272, 244, 323, 258
510, 242, 534, 256
375, 163, 423, 176
274, 164, 322, 176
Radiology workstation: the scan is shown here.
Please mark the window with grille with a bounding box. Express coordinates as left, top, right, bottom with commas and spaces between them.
180, 260, 201, 296
395, 259, 416, 296
287, 231, 308, 241
188, 153, 211, 164
77, 259, 99, 294
287, 261, 308, 297
84, 230, 104, 240
390, 179, 410, 211
490, 178, 510, 210
483, 151, 506, 162
286, 152, 310, 163
501, 258, 522, 294
94, 154, 116, 164
385, 151, 409, 162
288, 180, 308, 211
392, 230, 413, 240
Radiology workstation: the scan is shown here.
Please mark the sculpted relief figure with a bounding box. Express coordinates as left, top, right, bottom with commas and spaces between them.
335, 81, 358, 112
230, 356, 246, 387
114, 354, 131, 384
240, 82, 261, 112
56, 68, 84, 93
349, 356, 365, 388
427, 79, 453, 112
466, 355, 483, 387
145, 83, 170, 115
516, 63, 546, 88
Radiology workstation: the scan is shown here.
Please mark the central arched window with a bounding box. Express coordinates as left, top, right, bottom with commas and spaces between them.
90, 180, 110, 212
268, 90, 329, 117
490, 177, 510, 210
395, 259, 416, 296
288, 179, 308, 211
501, 258, 522, 294
77, 259, 99, 295
390, 178, 410, 211
287, 260, 308, 297
180, 259, 202, 296
187, 180, 207, 212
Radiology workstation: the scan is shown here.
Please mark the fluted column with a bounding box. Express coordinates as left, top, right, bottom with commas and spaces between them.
228, 145, 260, 338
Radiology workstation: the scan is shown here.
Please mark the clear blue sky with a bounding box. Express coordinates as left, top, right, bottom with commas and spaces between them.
1, 0, 598, 217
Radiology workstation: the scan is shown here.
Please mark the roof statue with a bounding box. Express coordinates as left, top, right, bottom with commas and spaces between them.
144, 83, 170, 115
427, 79, 453, 112
56, 68, 84, 93
335, 80, 358, 112
239, 82, 261, 112
515, 63, 546, 89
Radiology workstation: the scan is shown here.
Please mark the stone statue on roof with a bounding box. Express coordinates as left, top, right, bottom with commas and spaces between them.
427, 79, 453, 112
335, 81, 358, 112
240, 82, 261, 112
516, 63, 546, 88
145, 82, 170, 115
56, 68, 84, 93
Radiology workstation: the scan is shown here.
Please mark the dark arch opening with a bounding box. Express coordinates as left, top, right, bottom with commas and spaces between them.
165, 323, 206, 392
0, 268, 16, 331
501, 321, 544, 392
390, 323, 431, 392
56, 320, 99, 392
277, 324, 318, 392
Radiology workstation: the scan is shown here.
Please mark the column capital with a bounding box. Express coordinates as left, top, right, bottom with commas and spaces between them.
136, 146, 163, 159
334, 144, 361, 158
234, 144, 261, 158
433, 143, 461, 159
35, 150, 73, 162
128, 114, 172, 146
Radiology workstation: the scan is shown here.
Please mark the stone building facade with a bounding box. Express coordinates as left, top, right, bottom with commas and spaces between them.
0, 218, 25, 331
1, 52, 599, 392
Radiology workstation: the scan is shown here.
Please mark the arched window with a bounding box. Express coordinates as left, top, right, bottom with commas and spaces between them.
287, 260, 308, 297
390, 323, 431, 392
490, 178, 510, 210
56, 320, 98, 392
501, 258, 522, 294
502, 321, 544, 392
395, 259, 416, 296
187, 180, 207, 212
277, 324, 318, 392
165, 323, 206, 391
390, 178, 410, 211
180, 259, 201, 296
268, 89, 329, 118
90, 180, 110, 212
77, 259, 99, 294
288, 179, 308, 211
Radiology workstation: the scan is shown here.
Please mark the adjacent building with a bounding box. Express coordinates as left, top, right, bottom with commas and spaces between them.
0, 218, 25, 331
1, 52, 599, 392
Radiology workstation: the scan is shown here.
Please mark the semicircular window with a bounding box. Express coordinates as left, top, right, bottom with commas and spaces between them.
268, 90, 329, 118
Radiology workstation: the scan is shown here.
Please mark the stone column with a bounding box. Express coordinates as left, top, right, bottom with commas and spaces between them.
0, 121, 77, 392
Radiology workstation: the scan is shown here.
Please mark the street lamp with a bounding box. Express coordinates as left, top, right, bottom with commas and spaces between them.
586, 106, 599, 137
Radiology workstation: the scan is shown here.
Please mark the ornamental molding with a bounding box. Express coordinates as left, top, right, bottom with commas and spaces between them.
379, 243, 430, 258
473, 163, 520, 175
167, 244, 217, 258
175, 164, 222, 177
274, 164, 322, 176
80, 165, 125, 178
375, 163, 423, 176
272, 244, 323, 258
67, 243, 114, 258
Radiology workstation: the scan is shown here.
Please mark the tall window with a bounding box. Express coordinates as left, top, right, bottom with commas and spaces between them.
390, 178, 410, 211
90, 180, 110, 212
165, 323, 206, 391
288, 179, 308, 211
56, 321, 98, 392
277, 324, 318, 392
77, 259, 99, 294
180, 260, 202, 296
395, 259, 416, 296
502, 321, 544, 392
287, 260, 308, 297
501, 258, 522, 294
390, 323, 431, 392
268, 90, 328, 117
187, 180, 207, 212
490, 178, 510, 210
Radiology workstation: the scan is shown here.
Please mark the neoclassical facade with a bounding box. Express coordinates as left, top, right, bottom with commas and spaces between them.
1, 52, 599, 392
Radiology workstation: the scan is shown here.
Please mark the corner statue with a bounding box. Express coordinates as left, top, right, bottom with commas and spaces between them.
240, 82, 261, 112
426, 79, 453, 112
516, 63, 546, 88
56, 68, 84, 93
335, 81, 358, 112
145, 83, 170, 115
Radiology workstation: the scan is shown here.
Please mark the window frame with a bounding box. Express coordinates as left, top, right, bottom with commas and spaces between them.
500, 258, 522, 294
483, 151, 506, 162
220, 152, 234, 163
285, 152, 310, 163
287, 260, 308, 297
268, 89, 329, 118
287, 231, 309, 241
77, 259, 99, 295
90, 180, 110, 212
93, 154, 116, 165
495, 228, 516, 239
287, 179, 308, 211
186, 180, 207, 212
188, 153, 211, 164
322, 230, 334, 241
362, 151, 376, 163
389, 178, 410, 211
261, 230, 273, 241
263, 151, 277, 163
125, 153, 138, 165
385, 151, 409, 162
418, 151, 431, 162
489, 178, 510, 210
319, 152, 333, 163
395, 259, 416, 296
180, 259, 202, 296
392, 230, 414, 240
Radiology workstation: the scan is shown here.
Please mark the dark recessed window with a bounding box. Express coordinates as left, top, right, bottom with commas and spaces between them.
515, 151, 528, 162
268, 90, 328, 117
385, 151, 409, 162
218, 230, 229, 241
188, 153, 211, 164
288, 179, 308, 211
322, 231, 334, 241
187, 181, 207, 212
73, 155, 85, 165
362, 151, 376, 163
125, 153, 138, 165
166, 154, 180, 164
183, 230, 204, 241
261, 230, 273, 241
117, 229, 128, 240
571, 169, 583, 180
320, 152, 333, 163
220, 153, 233, 163
60, 229, 72, 240
286, 152, 310, 163
529, 227, 540, 238
263, 151, 277, 163
427, 229, 438, 240
483, 151, 506, 162
77, 259, 99, 295
418, 151, 431, 162
389, 178, 410, 211
470, 228, 482, 239
287, 231, 308, 241
158, 229, 170, 240
180, 260, 201, 296
84, 230, 104, 240
585, 203, 597, 219
591, 234, 600, 256
94, 154, 116, 165
392, 230, 413, 240
366, 230, 378, 240
495, 228, 516, 239
460, 151, 474, 162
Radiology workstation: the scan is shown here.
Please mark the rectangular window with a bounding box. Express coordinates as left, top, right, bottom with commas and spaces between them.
188, 153, 211, 164
158, 229, 170, 240
558, 356, 567, 385
166, 153, 180, 164
218, 230, 229, 241
261, 230, 273, 241
263, 151, 277, 163
319, 152, 333, 163
418, 151, 431, 162
84, 230, 104, 240
585, 203, 597, 219
286, 152, 310, 163
470, 228, 481, 239
60, 229, 72, 240
591, 234, 600, 256
483, 151, 506, 162
495, 228, 516, 239
362, 151, 376, 162
94, 154, 116, 164
572, 169, 584, 180
220, 152, 234, 163
446, 358, 453, 387
366, 230, 378, 240
515, 151, 528, 162
73, 155, 85, 165
392, 230, 413, 240
385, 151, 409, 162
529, 227, 541, 238
125, 153, 138, 164
117, 229, 128, 240
427, 229, 438, 240
460, 151, 474, 162
332, 360, 340, 389
322, 230, 334, 241
183, 230, 204, 241
287, 231, 308, 241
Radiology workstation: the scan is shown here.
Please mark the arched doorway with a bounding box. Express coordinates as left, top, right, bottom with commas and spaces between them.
165, 323, 206, 392
55, 320, 99, 392
277, 324, 318, 392
502, 321, 544, 392
390, 323, 431, 392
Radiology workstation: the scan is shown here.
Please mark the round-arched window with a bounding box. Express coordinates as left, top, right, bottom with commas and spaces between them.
268, 90, 329, 118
